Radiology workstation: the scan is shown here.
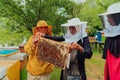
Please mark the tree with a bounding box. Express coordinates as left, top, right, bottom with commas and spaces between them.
0, 17, 31, 46
0, 0, 86, 35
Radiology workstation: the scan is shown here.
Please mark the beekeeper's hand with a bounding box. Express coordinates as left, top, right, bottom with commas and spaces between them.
35, 32, 45, 38
32, 32, 45, 44
32, 36, 39, 43
71, 42, 84, 52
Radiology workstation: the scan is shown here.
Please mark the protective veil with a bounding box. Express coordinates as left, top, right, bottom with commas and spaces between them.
99, 3, 120, 37
61, 18, 87, 43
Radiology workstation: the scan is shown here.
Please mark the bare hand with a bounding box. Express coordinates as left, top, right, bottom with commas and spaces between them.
70, 42, 84, 52
32, 36, 39, 43
32, 32, 45, 43
35, 32, 45, 37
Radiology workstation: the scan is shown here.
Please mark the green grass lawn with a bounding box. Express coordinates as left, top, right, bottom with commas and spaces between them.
50, 50, 105, 80
50, 67, 61, 80
85, 52, 105, 80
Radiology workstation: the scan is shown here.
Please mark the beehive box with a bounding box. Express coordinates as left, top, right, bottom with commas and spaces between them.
36, 38, 69, 69
0, 60, 20, 80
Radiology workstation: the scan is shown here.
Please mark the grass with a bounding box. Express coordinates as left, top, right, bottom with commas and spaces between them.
50, 67, 61, 80
102, 36, 106, 43
50, 50, 105, 80
85, 51, 105, 80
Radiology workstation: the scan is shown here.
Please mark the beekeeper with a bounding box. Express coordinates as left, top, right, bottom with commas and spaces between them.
99, 3, 120, 80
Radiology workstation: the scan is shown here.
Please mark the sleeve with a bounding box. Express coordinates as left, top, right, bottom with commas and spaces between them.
82, 37, 93, 59
24, 36, 36, 55
44, 35, 65, 42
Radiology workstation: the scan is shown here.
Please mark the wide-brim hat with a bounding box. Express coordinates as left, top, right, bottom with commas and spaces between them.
99, 3, 120, 16
33, 20, 52, 35
61, 18, 87, 27
36, 20, 48, 27
36, 20, 52, 29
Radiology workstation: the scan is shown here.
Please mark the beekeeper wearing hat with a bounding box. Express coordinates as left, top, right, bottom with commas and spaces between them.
36, 18, 92, 80
99, 3, 120, 80
24, 20, 54, 80
60, 18, 92, 80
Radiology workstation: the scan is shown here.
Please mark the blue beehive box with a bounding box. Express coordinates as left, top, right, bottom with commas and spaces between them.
0, 50, 18, 56
97, 31, 102, 42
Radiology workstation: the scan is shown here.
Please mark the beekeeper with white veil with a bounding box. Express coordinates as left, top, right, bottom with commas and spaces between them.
62, 18, 87, 43
99, 3, 120, 80
60, 18, 93, 80
99, 3, 120, 37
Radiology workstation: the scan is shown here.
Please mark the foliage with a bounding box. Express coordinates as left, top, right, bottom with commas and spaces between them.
87, 25, 97, 37
79, 0, 102, 29
0, 17, 31, 46
0, 0, 73, 34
